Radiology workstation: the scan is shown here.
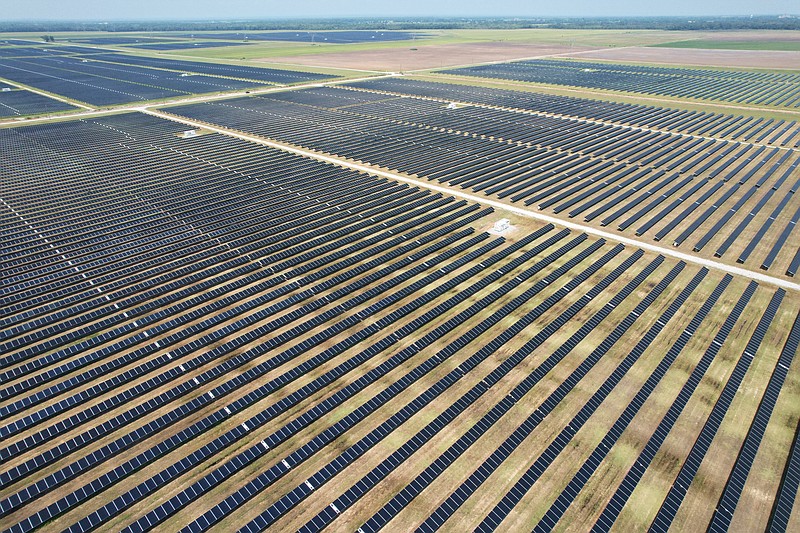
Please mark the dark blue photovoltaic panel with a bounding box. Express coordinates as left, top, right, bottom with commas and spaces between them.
125, 41, 251, 50
345, 78, 800, 144
0, 89, 77, 117
86, 53, 337, 84
0, 46, 74, 58
165, 84, 800, 273
444, 59, 800, 108
0, 56, 266, 105
0, 111, 508, 533
66, 37, 180, 45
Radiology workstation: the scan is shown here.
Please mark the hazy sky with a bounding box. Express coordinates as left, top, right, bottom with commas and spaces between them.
6, 0, 798, 21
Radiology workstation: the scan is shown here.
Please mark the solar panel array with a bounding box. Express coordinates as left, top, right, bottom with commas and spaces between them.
0, 56, 265, 105
2, 39, 800, 533
346, 78, 800, 147
0, 44, 110, 57
166, 84, 800, 276
64, 37, 179, 45
0, 109, 797, 533
445, 58, 800, 108
0, 89, 77, 117
126, 41, 252, 50
0, 51, 334, 107
87, 53, 338, 84
0, 46, 75, 58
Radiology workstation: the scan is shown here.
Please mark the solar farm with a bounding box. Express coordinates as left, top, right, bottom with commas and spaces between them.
1, 26, 800, 533
445, 59, 800, 108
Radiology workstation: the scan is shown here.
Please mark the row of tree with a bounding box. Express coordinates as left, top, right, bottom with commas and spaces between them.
2, 16, 798, 34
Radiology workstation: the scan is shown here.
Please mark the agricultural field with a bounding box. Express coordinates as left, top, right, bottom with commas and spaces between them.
1, 25, 800, 533
561, 46, 800, 71
652, 39, 800, 51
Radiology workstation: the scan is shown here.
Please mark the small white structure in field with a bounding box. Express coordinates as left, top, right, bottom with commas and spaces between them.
181, 129, 199, 139
447, 102, 458, 109
180, 72, 192, 77
1, 87, 11, 92
490, 218, 513, 235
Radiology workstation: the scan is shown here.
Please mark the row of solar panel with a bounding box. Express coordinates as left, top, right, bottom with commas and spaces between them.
286, 88, 800, 270
649, 289, 786, 532
2, 141, 413, 298
179, 233, 604, 533
77, 227, 527, 533
173, 30, 425, 43
0, 52, 334, 106
0, 180, 433, 360
0, 89, 77, 117
0, 216, 482, 466
532, 273, 732, 531
1, 221, 496, 524
708, 310, 800, 531
2, 143, 391, 308
0, 199, 478, 446
0, 199, 480, 429
3, 129, 334, 273
411, 254, 666, 532
292, 248, 648, 533
4, 217, 532, 532
168, 95, 725, 212
0, 56, 265, 105
166, 89, 800, 274
445, 60, 800, 108
592, 280, 758, 530
250, 88, 793, 242
87, 52, 336, 83
344, 78, 800, 147
394, 260, 686, 532
1, 220, 494, 508
497, 58, 797, 81
472, 266, 710, 531
127, 42, 250, 50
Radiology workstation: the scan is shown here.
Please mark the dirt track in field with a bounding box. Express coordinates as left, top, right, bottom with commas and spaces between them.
260, 42, 598, 72
559, 46, 800, 70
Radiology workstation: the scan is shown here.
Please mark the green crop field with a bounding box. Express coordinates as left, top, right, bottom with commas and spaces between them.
164, 28, 696, 60
652, 39, 800, 51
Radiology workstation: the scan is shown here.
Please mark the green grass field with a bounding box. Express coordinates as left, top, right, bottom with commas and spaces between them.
39, 28, 696, 61
651, 39, 800, 51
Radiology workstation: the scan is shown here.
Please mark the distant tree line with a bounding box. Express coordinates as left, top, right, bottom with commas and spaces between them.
1, 16, 798, 33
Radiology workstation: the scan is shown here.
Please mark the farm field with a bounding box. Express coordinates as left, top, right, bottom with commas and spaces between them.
562, 46, 800, 71
171, 30, 429, 43
652, 39, 800, 51
261, 42, 598, 74
1, 25, 800, 533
